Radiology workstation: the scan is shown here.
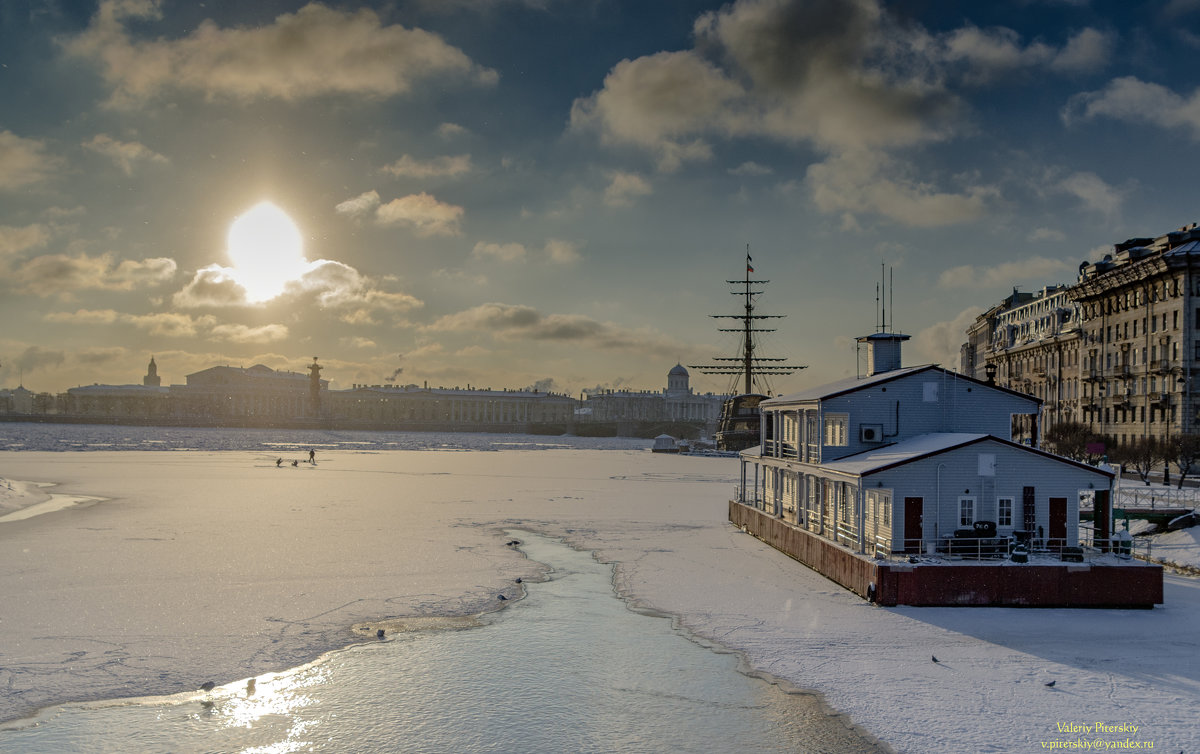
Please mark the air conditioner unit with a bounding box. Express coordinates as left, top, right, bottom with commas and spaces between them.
860, 424, 884, 443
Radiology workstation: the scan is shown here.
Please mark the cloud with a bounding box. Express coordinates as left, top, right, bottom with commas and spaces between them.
341, 336, 377, 349
1056, 171, 1123, 216
571, 0, 1111, 226
293, 260, 424, 323
381, 154, 472, 178
1050, 28, 1113, 73
6, 253, 176, 296
172, 258, 422, 325
172, 264, 249, 307
729, 161, 773, 176
209, 323, 290, 343
64, 0, 498, 106
806, 150, 993, 227
1063, 76, 1200, 139
77, 346, 129, 365
936, 257, 1073, 289
939, 25, 1111, 80
374, 192, 464, 236
0, 224, 51, 256
436, 122, 469, 139
604, 171, 653, 208
10, 345, 66, 374
912, 306, 983, 369
426, 302, 675, 351
83, 133, 168, 175
571, 50, 735, 171
471, 241, 526, 263
45, 308, 217, 337
0, 130, 62, 191
1029, 227, 1067, 242
571, 0, 962, 164
335, 190, 382, 219
545, 239, 581, 264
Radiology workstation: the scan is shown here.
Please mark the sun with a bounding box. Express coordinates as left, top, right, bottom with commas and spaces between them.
226, 202, 308, 302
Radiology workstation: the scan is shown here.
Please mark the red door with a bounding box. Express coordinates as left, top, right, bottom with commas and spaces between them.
1049, 497, 1067, 552
903, 497, 923, 554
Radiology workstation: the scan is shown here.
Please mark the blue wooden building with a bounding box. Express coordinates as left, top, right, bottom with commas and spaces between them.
738, 332, 1115, 557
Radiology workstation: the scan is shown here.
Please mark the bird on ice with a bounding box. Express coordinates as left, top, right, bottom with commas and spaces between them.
931, 656, 939, 663
199, 681, 216, 692
1045, 680, 1056, 687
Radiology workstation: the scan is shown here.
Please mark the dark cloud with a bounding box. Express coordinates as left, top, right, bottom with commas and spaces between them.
64, 1, 499, 107
7, 253, 176, 296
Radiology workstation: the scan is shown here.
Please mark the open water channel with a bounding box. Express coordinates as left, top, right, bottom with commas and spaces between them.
1, 532, 888, 753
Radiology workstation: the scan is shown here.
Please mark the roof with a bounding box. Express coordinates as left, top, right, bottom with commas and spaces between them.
761, 364, 1041, 406
1165, 240, 1200, 256
68, 384, 169, 395
668, 363, 689, 376
818, 432, 1114, 478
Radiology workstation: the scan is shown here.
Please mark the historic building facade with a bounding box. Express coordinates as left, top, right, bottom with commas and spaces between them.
330, 384, 574, 429
962, 221, 1200, 446
580, 364, 725, 425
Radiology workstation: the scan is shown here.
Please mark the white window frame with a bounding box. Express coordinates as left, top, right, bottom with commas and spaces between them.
959, 496, 975, 527
997, 496, 1014, 528
823, 413, 848, 446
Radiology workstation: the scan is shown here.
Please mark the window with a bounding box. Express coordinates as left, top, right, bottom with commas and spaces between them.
959, 497, 975, 527
823, 414, 848, 446
998, 497, 1013, 527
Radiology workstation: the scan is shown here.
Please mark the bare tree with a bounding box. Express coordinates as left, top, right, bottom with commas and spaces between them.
1044, 422, 1104, 462
1110, 436, 1164, 485
1165, 433, 1200, 488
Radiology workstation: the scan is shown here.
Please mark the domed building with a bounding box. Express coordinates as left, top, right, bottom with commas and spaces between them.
666, 363, 690, 395
581, 364, 726, 428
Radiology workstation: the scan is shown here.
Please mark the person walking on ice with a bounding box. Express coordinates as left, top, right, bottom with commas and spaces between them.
308, 449, 316, 464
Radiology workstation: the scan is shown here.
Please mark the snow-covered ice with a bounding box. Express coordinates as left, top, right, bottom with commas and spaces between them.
0, 448, 1197, 753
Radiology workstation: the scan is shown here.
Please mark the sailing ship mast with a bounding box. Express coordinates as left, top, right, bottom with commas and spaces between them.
690, 248, 804, 396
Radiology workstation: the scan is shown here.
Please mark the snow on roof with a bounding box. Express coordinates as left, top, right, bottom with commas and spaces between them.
821, 433, 987, 475
818, 432, 1115, 477
761, 364, 1040, 406
762, 365, 934, 404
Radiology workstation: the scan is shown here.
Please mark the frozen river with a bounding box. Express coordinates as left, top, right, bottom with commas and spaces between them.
0, 533, 883, 753
2, 425, 1195, 753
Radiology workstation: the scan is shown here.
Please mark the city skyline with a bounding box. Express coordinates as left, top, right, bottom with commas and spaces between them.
2, 0, 1199, 396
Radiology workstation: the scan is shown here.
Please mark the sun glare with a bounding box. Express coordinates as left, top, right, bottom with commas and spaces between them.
227, 202, 308, 302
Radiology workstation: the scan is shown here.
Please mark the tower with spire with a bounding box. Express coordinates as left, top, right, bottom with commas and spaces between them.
143, 356, 161, 387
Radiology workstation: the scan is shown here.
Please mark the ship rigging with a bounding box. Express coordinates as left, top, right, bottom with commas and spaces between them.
689, 249, 805, 450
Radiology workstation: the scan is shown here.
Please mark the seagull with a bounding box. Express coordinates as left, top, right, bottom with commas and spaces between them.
199, 681, 216, 692
931, 656, 939, 663
1045, 680, 1056, 687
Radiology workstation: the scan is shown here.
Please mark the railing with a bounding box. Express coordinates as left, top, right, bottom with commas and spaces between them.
870, 534, 1151, 563
1106, 485, 1200, 510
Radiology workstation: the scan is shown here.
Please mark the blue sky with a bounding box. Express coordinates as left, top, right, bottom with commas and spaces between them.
2, 0, 1199, 397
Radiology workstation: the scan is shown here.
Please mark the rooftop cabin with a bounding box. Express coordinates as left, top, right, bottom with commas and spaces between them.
758, 333, 1041, 466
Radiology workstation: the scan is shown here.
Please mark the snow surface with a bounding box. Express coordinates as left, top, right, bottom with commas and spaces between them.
0, 449, 1196, 753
